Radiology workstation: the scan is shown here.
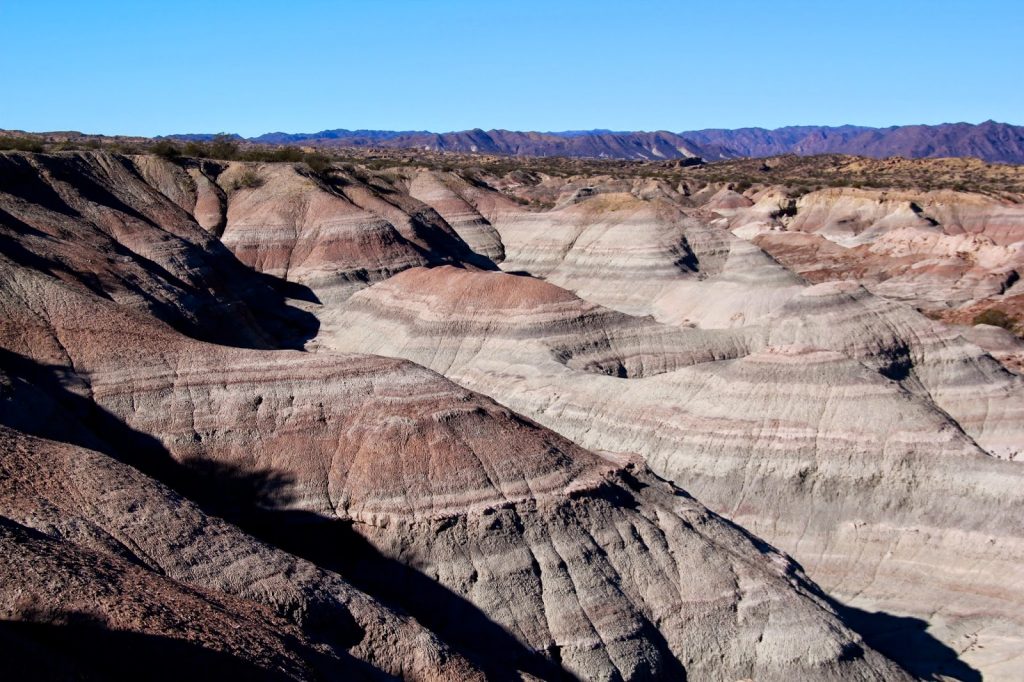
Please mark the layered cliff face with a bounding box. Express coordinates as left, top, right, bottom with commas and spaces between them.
403, 170, 506, 262
306, 172, 1024, 679
0, 151, 314, 349
0, 152, 919, 680
214, 162, 500, 305
478, 189, 805, 328
0, 514, 357, 682
0, 427, 482, 682
714, 186, 1024, 332
320, 266, 1024, 677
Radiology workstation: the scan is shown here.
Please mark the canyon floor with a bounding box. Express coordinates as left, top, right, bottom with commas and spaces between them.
1, 149, 1022, 681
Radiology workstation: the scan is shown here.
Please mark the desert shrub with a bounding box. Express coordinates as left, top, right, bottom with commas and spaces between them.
109, 142, 141, 154
0, 136, 45, 152
184, 141, 209, 157
181, 135, 239, 160
770, 198, 798, 219
242, 147, 303, 163
208, 134, 239, 160
973, 308, 1018, 331
151, 140, 182, 160
303, 152, 332, 175
229, 169, 264, 191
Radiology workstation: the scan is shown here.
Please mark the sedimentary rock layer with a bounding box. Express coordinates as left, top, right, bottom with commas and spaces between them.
725, 187, 1024, 322
320, 260, 1024, 679
0, 515, 350, 682
0, 151, 910, 680
217, 162, 495, 304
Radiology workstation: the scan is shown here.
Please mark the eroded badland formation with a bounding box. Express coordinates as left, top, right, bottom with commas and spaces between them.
1, 145, 1023, 681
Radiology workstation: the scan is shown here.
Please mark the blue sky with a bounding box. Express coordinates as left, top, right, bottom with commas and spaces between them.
1, 1, 1021, 136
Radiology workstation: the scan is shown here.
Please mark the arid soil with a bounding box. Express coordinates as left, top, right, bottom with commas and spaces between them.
2, 149, 1023, 680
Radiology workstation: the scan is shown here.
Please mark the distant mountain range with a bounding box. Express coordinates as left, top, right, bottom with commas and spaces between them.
167, 120, 1024, 164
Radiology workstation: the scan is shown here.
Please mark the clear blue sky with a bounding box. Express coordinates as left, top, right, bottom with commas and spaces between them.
1, 0, 1021, 136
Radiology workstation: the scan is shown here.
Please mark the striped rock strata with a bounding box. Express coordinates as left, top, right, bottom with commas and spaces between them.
217, 162, 496, 304
0, 427, 478, 681
0, 152, 908, 680
320, 264, 1024, 680
719, 187, 1024, 324
205, 164, 1024, 679
483, 190, 805, 328
0, 515, 356, 682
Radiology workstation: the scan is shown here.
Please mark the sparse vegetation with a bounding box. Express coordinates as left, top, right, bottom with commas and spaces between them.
108, 142, 142, 155
240, 147, 304, 163
303, 152, 332, 175
0, 136, 45, 152
151, 140, 182, 160
208, 135, 240, 160
229, 169, 264, 191
686, 154, 1024, 197
973, 309, 1019, 331
770, 199, 799, 219
182, 134, 240, 160
4, 129, 1024, 203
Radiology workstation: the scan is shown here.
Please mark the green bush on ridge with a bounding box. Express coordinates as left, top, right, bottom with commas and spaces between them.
973, 309, 1018, 332
0, 136, 45, 152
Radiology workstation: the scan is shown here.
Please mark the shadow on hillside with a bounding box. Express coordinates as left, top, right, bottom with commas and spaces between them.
0, 350, 574, 681
0, 607, 368, 682
0, 160, 319, 351
827, 602, 982, 682
175, 461, 577, 680
246, 269, 322, 349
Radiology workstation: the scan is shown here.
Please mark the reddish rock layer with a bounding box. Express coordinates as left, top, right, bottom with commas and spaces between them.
0, 151, 910, 681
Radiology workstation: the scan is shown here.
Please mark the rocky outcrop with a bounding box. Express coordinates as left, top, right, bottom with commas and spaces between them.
0, 151, 315, 348
0, 151, 912, 680
0, 261, 902, 680
485, 190, 805, 327
0, 424, 487, 681
319, 260, 1024, 679
0, 515, 355, 682
405, 170, 506, 262
724, 187, 1024, 325
960, 323, 1024, 372
217, 162, 496, 305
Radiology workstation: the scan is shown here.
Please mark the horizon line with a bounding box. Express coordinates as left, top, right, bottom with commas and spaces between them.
4, 119, 1020, 140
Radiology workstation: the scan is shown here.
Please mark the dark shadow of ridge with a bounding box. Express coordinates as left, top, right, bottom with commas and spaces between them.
0, 154, 319, 351
0, 350, 573, 681
0, 605, 371, 682
825, 601, 982, 682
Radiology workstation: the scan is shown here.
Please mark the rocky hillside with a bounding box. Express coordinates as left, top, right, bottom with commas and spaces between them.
684, 120, 1024, 164
3, 149, 1023, 680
